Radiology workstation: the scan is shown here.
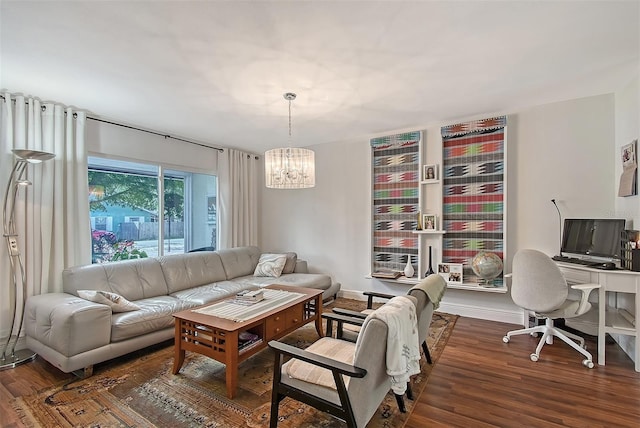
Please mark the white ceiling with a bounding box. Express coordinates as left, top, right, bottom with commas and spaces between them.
1, 1, 638, 154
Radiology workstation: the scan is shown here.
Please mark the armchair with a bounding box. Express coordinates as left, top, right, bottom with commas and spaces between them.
502, 249, 600, 368
268, 296, 420, 428
328, 274, 447, 365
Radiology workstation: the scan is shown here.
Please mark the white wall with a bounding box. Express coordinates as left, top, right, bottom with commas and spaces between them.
615, 75, 640, 225
510, 94, 616, 254
613, 75, 640, 360
260, 93, 617, 324
261, 140, 372, 282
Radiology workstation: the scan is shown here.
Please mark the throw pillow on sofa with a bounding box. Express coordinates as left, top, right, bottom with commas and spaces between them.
282, 252, 298, 274
77, 290, 140, 312
254, 253, 287, 277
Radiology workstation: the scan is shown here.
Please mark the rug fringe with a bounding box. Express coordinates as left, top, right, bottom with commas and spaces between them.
11, 398, 39, 428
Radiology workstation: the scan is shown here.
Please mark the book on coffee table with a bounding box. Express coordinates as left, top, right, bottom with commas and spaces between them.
235, 289, 264, 303
238, 331, 262, 353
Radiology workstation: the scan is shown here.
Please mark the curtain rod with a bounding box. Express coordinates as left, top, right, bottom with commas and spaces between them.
85, 116, 224, 153
1, 94, 233, 154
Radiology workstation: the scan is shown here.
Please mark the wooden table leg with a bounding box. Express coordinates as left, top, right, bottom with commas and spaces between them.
172, 320, 185, 374
225, 331, 239, 399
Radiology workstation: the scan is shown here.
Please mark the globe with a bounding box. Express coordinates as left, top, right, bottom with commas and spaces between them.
471, 251, 504, 285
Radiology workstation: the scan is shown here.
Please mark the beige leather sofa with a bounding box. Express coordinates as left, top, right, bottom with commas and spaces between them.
24, 246, 340, 375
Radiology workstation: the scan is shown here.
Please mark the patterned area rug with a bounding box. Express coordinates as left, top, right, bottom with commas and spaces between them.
12, 298, 457, 428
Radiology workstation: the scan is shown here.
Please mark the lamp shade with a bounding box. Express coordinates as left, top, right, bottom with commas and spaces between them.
265, 147, 315, 189
12, 149, 55, 163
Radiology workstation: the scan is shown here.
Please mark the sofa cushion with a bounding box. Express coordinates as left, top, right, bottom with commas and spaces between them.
284, 337, 356, 390
63, 258, 169, 301
77, 290, 140, 312
282, 252, 298, 274
253, 253, 287, 277
110, 296, 194, 342
217, 246, 262, 279
233, 273, 332, 291
170, 281, 256, 306
158, 251, 227, 293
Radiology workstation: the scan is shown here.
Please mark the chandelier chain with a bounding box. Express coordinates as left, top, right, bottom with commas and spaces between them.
288, 97, 292, 140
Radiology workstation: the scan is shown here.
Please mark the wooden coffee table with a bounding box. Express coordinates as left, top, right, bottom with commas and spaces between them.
172, 285, 323, 398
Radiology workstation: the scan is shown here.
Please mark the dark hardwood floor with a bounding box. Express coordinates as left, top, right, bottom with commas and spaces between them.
407, 317, 640, 428
1, 316, 639, 427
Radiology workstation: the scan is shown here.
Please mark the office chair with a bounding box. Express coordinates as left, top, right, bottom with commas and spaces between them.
503, 249, 600, 368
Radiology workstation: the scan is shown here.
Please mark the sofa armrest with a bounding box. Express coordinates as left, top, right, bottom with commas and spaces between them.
25, 293, 112, 357
294, 259, 309, 273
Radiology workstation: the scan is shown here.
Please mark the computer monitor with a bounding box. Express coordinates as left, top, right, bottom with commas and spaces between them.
560, 218, 626, 261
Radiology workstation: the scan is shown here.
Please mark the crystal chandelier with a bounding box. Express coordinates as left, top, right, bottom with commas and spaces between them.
265, 93, 315, 189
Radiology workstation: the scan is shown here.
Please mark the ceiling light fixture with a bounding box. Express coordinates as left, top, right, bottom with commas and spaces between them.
264, 93, 315, 189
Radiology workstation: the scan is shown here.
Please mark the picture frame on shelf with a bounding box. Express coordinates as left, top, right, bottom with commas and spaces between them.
423, 214, 437, 230
423, 164, 438, 181
438, 263, 463, 283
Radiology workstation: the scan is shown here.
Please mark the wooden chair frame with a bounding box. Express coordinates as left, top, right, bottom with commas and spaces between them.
269, 339, 366, 428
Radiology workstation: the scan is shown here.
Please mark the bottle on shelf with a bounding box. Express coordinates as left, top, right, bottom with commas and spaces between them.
425, 245, 435, 277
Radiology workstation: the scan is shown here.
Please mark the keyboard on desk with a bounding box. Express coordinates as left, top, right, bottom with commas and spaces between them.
552, 255, 618, 270
552, 255, 593, 265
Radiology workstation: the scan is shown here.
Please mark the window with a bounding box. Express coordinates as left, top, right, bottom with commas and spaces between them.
88, 157, 217, 263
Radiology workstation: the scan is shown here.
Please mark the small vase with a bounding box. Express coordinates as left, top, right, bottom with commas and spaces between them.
404, 255, 415, 278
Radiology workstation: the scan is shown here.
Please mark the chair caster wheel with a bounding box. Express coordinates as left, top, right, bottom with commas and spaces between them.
530, 353, 539, 362
583, 359, 594, 368
502, 336, 509, 343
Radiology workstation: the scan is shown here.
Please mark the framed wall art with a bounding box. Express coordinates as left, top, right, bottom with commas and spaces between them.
441, 116, 506, 286
423, 164, 438, 181
618, 139, 638, 197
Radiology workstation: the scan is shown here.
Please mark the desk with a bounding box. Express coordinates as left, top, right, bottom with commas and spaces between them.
555, 262, 640, 372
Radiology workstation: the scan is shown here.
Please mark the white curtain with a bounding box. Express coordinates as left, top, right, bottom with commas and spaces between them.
218, 148, 259, 248
0, 93, 91, 341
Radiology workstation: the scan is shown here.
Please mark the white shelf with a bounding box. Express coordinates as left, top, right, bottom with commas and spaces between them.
366, 275, 418, 285
412, 230, 446, 235
420, 179, 440, 185
605, 307, 636, 334
366, 275, 508, 293
447, 282, 508, 293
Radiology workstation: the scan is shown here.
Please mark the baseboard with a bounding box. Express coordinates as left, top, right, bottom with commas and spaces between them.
338, 290, 369, 301
338, 290, 523, 325
438, 301, 522, 324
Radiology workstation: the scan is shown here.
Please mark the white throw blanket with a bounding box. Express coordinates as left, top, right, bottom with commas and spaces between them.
356, 295, 421, 394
